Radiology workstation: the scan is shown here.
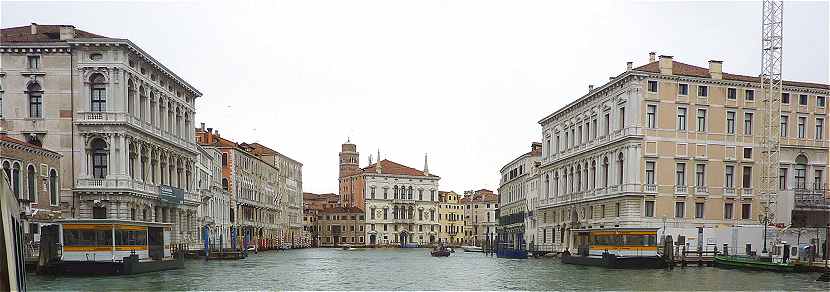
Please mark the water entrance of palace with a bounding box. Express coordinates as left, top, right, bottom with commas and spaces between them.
28, 248, 829, 290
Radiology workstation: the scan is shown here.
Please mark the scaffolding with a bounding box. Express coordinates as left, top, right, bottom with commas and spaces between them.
759, 0, 784, 226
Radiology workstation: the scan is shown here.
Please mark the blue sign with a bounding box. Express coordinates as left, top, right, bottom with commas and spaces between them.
158, 185, 184, 205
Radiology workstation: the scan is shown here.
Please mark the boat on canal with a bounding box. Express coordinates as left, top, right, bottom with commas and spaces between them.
36, 219, 184, 276
561, 227, 667, 269
461, 245, 483, 252
431, 243, 451, 257
712, 255, 808, 272
2, 172, 27, 291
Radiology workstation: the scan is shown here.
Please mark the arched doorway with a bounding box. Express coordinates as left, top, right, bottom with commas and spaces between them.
399, 231, 409, 246
369, 234, 377, 245
429, 235, 435, 244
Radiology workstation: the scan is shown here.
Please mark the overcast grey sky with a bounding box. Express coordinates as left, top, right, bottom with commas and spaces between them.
3, 0, 828, 194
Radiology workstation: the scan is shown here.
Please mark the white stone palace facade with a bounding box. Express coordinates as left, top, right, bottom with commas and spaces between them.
536, 53, 828, 250
0, 24, 202, 245
337, 141, 441, 246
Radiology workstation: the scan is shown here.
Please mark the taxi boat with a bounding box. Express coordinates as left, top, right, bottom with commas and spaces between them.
2, 173, 27, 291
561, 227, 667, 269
37, 219, 184, 275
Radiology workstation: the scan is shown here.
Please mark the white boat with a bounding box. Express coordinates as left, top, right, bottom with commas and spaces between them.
462, 245, 483, 252
2, 171, 27, 291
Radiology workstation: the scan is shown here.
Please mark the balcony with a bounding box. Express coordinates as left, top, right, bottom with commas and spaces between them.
723, 187, 736, 196
76, 111, 195, 152
694, 186, 709, 196
644, 184, 657, 193
76, 177, 199, 203
742, 188, 753, 197
794, 193, 830, 209
675, 185, 688, 195
392, 198, 415, 204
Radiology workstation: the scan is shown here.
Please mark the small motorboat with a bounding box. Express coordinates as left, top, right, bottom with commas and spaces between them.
462, 245, 483, 252
431, 244, 451, 257
448, 247, 455, 253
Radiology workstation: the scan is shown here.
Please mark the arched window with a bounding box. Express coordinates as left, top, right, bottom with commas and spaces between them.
27, 82, 43, 118
127, 80, 135, 116
408, 186, 413, 200
222, 178, 229, 191
90, 74, 106, 112
1, 161, 9, 185
547, 173, 553, 196
393, 206, 398, 219
27, 165, 36, 201
617, 153, 624, 185
591, 160, 597, 189
602, 157, 609, 188
11, 162, 21, 198
795, 154, 808, 189
576, 165, 582, 192
91, 138, 108, 179
49, 169, 58, 206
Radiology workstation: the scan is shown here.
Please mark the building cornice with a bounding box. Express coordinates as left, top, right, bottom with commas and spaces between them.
67, 38, 202, 97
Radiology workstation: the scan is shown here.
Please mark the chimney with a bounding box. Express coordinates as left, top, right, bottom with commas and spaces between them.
626, 61, 633, 71
709, 60, 723, 80
30, 23, 38, 35
59, 25, 75, 40
215, 130, 219, 137
531, 142, 542, 153
588, 85, 594, 92
658, 55, 673, 75
648, 52, 656, 62
200, 123, 206, 131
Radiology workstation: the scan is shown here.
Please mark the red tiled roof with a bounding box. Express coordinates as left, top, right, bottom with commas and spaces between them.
0, 134, 61, 156
303, 192, 338, 201
361, 159, 437, 177
1, 24, 107, 43
320, 206, 364, 214
634, 60, 829, 90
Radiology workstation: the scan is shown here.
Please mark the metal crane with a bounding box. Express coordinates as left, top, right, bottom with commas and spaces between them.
759, 0, 783, 254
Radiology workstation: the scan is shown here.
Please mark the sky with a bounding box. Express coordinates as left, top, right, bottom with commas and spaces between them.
2, 0, 828, 194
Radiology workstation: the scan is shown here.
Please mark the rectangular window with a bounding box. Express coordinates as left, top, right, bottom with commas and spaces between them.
743, 147, 752, 159
727, 88, 737, 99
725, 165, 735, 188
697, 109, 707, 132
29, 92, 42, 118
619, 107, 625, 130
782, 93, 790, 104
646, 105, 657, 129
644, 201, 655, 217
815, 170, 824, 189
817, 118, 824, 140
697, 85, 708, 97
744, 113, 753, 135
677, 107, 687, 131
645, 161, 655, 185
695, 164, 706, 187
676, 163, 686, 186
592, 119, 597, 139
604, 113, 610, 136
742, 166, 752, 188
678, 84, 689, 95
818, 96, 826, 108
675, 202, 685, 218
779, 168, 787, 190
781, 115, 788, 137
798, 117, 806, 139
27, 55, 40, 70
648, 80, 658, 92
741, 203, 751, 220
695, 202, 704, 219
745, 89, 754, 101
726, 111, 736, 134
799, 94, 808, 106
724, 203, 733, 219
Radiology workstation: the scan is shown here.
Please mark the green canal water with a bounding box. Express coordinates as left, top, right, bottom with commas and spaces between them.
28, 248, 830, 291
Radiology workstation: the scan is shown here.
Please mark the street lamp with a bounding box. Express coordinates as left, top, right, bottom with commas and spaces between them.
759, 214, 768, 254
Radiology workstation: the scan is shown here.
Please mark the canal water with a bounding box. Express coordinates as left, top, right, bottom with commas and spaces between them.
29, 248, 830, 291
